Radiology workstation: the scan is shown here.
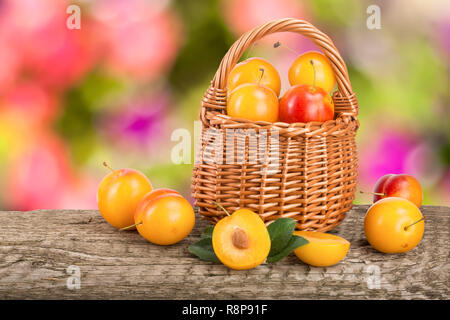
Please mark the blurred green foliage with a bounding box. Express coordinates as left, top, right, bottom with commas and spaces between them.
170, 0, 235, 94
56, 86, 97, 166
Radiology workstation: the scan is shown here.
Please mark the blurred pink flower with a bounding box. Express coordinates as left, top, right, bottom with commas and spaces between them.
404, 142, 445, 188
99, 92, 170, 152
0, 38, 20, 94
26, 26, 99, 90
0, 0, 99, 90
60, 174, 98, 210
0, 0, 62, 36
1, 82, 59, 125
91, 0, 182, 81
222, 0, 309, 49
6, 131, 74, 210
436, 20, 450, 57
358, 129, 418, 186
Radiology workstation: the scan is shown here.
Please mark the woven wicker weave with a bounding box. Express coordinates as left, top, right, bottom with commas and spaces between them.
192, 18, 359, 232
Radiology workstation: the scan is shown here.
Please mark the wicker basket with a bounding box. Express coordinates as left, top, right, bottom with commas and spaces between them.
192, 18, 359, 232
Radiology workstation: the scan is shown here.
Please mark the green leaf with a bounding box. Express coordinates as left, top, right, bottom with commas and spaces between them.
266, 235, 309, 264
188, 238, 220, 263
201, 225, 214, 239
267, 218, 297, 256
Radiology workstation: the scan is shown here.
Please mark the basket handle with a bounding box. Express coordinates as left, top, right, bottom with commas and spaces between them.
212, 18, 354, 98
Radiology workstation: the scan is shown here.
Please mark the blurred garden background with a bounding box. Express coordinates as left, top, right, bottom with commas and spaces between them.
0, 0, 448, 210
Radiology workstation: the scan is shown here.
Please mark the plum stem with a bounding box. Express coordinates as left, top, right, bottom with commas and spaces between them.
119, 221, 142, 231
214, 202, 231, 216
404, 218, 424, 231
103, 162, 115, 173
273, 41, 298, 55
258, 68, 265, 85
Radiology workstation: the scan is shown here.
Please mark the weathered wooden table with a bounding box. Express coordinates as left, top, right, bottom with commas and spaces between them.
0, 205, 448, 299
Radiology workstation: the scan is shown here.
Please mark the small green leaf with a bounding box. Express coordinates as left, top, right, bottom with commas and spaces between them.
201, 225, 214, 239
267, 218, 297, 256
267, 235, 309, 264
188, 238, 220, 263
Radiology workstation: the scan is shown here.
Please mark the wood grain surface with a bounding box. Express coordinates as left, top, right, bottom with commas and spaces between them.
0, 205, 448, 299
